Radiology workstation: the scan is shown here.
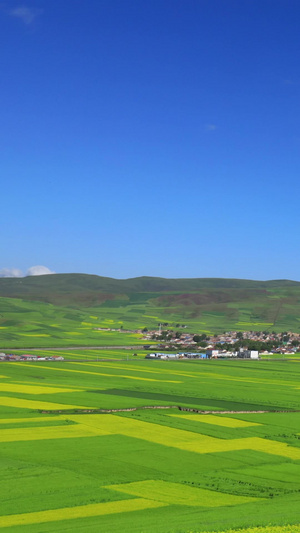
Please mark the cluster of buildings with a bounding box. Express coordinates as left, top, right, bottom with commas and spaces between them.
145, 352, 208, 360
0, 353, 64, 362
145, 349, 259, 360
143, 328, 300, 355
143, 330, 197, 346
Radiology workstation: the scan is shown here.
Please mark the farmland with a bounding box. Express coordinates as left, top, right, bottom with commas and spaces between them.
1, 275, 300, 531
1, 276, 300, 349
0, 298, 148, 349
0, 358, 300, 531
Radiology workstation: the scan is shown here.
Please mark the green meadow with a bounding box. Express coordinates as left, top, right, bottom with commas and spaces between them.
1, 276, 300, 530
1, 275, 300, 351
2, 293, 300, 351
0, 298, 149, 349
0, 358, 300, 531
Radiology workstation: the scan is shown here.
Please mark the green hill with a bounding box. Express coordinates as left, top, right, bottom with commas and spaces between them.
0, 273, 299, 305
0, 274, 300, 347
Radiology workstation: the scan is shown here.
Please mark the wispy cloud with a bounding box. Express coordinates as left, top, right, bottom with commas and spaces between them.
0, 267, 23, 278
9, 6, 41, 25
205, 124, 217, 131
0, 266, 55, 278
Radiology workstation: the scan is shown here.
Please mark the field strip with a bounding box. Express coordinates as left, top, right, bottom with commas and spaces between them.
70, 361, 215, 380
67, 414, 300, 459
0, 423, 112, 442
0, 397, 89, 411
182, 371, 298, 388
0, 383, 82, 395
0, 416, 64, 424
30, 350, 96, 358
199, 526, 300, 533
89, 365, 293, 385
80, 361, 196, 377
0, 498, 166, 528
75, 362, 172, 375
20, 363, 182, 383
168, 413, 261, 427
107, 480, 260, 506
18, 334, 49, 337
20, 380, 87, 390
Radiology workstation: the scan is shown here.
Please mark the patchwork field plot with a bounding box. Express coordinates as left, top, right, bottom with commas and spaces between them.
106, 479, 260, 506
0, 359, 300, 532
168, 413, 262, 427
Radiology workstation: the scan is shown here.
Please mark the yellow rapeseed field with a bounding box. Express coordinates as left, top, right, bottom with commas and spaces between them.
22, 363, 182, 383
0, 498, 166, 528
67, 415, 300, 459
107, 480, 260, 507
0, 383, 82, 395
0, 423, 111, 443
0, 396, 88, 411
169, 413, 261, 428
19, 334, 50, 337
0, 416, 64, 424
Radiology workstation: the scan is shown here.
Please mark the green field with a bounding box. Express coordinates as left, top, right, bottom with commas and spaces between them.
1, 292, 300, 351
1, 275, 300, 350
0, 297, 150, 349
0, 358, 300, 531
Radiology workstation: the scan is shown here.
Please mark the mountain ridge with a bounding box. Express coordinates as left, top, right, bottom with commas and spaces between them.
1, 274, 300, 337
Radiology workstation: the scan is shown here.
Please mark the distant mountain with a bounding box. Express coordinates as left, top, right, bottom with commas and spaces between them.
0, 273, 299, 304
1, 274, 300, 332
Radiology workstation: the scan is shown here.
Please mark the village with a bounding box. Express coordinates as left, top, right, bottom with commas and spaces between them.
143, 327, 300, 357
1, 328, 298, 363
0, 353, 64, 362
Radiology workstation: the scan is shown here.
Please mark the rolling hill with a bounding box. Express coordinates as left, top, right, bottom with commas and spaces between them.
0, 274, 300, 348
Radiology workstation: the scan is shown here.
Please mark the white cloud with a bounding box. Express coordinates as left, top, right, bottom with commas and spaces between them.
0, 265, 55, 277
0, 267, 23, 278
26, 265, 55, 276
9, 6, 41, 25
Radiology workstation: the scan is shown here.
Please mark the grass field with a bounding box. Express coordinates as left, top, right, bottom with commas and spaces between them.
0, 358, 300, 532
2, 275, 300, 351
0, 297, 151, 349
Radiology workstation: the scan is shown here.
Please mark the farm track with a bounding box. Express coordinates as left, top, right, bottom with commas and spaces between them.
16, 346, 143, 350
40, 405, 299, 415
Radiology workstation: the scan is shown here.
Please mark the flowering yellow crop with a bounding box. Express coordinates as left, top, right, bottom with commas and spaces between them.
0, 498, 165, 528
107, 480, 260, 507
0, 423, 111, 443
0, 383, 82, 395
0, 416, 63, 424
169, 413, 261, 428
67, 415, 300, 460
0, 396, 88, 411
19, 334, 50, 337
23, 363, 181, 383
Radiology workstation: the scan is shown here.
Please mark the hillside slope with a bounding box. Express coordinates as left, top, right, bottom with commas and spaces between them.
0, 274, 299, 305
0, 274, 300, 337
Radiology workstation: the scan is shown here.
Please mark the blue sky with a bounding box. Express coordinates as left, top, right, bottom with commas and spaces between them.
1, 0, 300, 280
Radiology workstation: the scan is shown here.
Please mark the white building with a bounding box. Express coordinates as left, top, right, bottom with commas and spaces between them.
238, 349, 259, 359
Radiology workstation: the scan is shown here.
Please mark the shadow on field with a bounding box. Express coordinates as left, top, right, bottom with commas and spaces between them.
88, 389, 285, 411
